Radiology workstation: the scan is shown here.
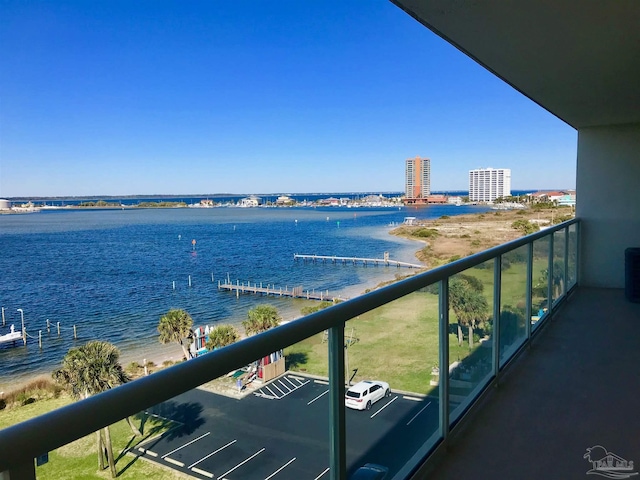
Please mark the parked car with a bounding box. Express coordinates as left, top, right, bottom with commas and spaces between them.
345, 380, 390, 410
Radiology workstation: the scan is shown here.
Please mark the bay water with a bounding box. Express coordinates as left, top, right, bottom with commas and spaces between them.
0, 204, 487, 388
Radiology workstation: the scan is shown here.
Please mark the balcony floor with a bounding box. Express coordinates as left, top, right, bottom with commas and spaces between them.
423, 287, 640, 480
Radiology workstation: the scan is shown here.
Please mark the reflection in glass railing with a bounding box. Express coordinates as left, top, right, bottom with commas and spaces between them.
448, 261, 494, 425
568, 223, 578, 289
553, 229, 566, 305
499, 245, 529, 366
531, 236, 551, 330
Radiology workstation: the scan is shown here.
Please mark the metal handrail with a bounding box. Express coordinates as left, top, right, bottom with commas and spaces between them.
0, 218, 578, 472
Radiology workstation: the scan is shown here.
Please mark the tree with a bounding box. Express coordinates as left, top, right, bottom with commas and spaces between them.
158, 308, 194, 359
242, 304, 281, 336
205, 324, 240, 350
52, 341, 136, 477
449, 277, 489, 348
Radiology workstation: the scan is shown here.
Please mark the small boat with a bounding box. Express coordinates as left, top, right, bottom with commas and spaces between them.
0, 325, 22, 345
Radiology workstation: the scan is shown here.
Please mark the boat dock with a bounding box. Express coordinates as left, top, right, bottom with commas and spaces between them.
218, 280, 345, 302
293, 253, 423, 269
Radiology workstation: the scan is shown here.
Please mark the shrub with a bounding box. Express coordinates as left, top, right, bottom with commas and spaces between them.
460, 234, 470, 238
512, 219, 540, 235
440, 215, 450, 219
301, 301, 333, 316
412, 228, 439, 238
471, 239, 481, 247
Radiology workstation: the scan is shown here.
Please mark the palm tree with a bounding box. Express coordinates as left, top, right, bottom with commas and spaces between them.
242, 304, 281, 336
158, 308, 194, 359
52, 340, 136, 477
449, 277, 489, 348
205, 324, 240, 351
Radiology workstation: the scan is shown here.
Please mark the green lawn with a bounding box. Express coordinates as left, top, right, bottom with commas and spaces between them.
0, 396, 180, 479
285, 256, 538, 395
286, 291, 480, 394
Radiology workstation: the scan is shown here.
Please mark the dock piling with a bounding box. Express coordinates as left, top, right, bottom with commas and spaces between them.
46, 319, 50, 333
57, 322, 60, 337
38, 330, 42, 349
73, 325, 77, 339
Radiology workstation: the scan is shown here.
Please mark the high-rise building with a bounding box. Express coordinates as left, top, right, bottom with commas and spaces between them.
468, 168, 512, 202
405, 156, 431, 201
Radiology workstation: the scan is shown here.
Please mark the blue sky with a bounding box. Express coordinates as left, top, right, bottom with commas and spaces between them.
0, 1, 577, 197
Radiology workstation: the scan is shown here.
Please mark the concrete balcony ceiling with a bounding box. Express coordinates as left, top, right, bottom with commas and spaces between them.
391, 1, 640, 129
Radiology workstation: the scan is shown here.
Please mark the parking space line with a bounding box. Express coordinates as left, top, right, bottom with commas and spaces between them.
165, 457, 185, 467
188, 439, 238, 469
162, 431, 211, 458
406, 401, 432, 425
137, 447, 158, 457
192, 466, 214, 478
289, 375, 305, 382
370, 395, 398, 418
314, 380, 329, 385
217, 448, 265, 479
275, 380, 291, 393
265, 385, 279, 398
403, 395, 423, 402
314, 467, 330, 479
307, 390, 329, 405
255, 375, 312, 400
283, 377, 298, 388
264, 457, 296, 480
272, 383, 286, 396
278, 380, 292, 392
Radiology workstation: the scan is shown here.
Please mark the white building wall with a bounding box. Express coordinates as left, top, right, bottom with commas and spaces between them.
576, 123, 640, 288
469, 168, 511, 202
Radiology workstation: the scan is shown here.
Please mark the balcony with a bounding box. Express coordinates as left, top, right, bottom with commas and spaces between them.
418, 285, 640, 480
4, 218, 624, 480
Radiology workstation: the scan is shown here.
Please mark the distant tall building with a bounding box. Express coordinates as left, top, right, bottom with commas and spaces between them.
405, 156, 431, 201
468, 168, 511, 202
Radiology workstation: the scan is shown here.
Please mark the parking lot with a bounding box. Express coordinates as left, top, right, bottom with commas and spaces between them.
135, 374, 439, 479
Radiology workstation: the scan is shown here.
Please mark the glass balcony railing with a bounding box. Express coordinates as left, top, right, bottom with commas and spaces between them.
0, 219, 579, 480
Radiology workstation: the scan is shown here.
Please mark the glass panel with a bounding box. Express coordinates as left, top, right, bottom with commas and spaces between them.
449, 260, 494, 425
531, 236, 550, 330
567, 223, 578, 288
344, 286, 441, 477
499, 246, 528, 367
145, 327, 326, 480
552, 229, 566, 305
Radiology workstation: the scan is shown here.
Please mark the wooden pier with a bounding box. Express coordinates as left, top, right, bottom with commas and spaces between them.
218, 280, 345, 302
293, 253, 423, 269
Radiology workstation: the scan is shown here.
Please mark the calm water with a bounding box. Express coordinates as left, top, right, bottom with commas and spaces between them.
0, 204, 488, 387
